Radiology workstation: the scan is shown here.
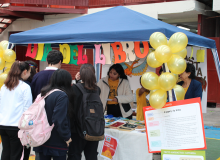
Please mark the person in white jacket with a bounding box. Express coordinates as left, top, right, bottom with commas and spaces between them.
97, 64, 133, 119
0, 61, 32, 160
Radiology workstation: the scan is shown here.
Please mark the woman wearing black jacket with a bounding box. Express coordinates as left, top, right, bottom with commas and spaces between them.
34, 69, 73, 160
68, 64, 101, 160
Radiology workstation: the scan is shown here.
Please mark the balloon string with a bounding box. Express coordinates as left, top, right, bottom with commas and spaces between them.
162, 63, 177, 102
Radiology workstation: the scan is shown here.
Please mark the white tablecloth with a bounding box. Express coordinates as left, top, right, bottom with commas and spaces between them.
82, 128, 152, 160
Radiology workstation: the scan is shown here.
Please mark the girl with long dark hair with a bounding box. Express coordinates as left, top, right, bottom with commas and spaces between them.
34, 69, 72, 160
68, 64, 101, 160
0, 61, 32, 160
97, 63, 133, 119
25, 60, 38, 85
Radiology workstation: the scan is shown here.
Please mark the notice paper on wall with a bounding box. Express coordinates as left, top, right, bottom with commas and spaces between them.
143, 98, 206, 153
161, 149, 206, 160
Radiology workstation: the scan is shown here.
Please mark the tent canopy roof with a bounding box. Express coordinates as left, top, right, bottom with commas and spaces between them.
9, 6, 216, 49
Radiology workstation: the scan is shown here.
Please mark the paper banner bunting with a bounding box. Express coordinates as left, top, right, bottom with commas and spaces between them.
95, 44, 106, 65
111, 42, 126, 64
121, 41, 136, 62
35, 43, 44, 60
77, 45, 88, 65
60, 44, 70, 64
196, 49, 205, 62
69, 45, 78, 65
102, 43, 111, 64
26, 44, 38, 59
27, 42, 152, 65
41, 44, 52, 62
134, 41, 149, 58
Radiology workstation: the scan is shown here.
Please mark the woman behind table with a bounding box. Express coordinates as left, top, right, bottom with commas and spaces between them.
68, 64, 101, 160
34, 69, 72, 160
0, 61, 32, 160
136, 76, 150, 121
178, 63, 202, 99
97, 64, 133, 119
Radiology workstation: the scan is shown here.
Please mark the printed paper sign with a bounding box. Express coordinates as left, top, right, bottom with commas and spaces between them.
100, 134, 119, 160
161, 149, 206, 160
143, 98, 206, 153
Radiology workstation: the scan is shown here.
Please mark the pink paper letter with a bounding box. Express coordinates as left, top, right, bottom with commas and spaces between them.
95, 44, 106, 65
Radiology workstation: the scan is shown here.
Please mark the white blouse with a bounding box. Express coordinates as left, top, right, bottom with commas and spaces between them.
0, 80, 32, 127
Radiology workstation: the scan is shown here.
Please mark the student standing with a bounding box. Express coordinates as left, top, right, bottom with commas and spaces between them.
22, 60, 38, 160
97, 64, 133, 119
68, 64, 101, 160
0, 61, 32, 160
25, 60, 38, 86
31, 50, 63, 159
31, 50, 63, 101
35, 69, 72, 160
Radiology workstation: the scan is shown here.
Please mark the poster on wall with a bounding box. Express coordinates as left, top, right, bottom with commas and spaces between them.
143, 98, 206, 153
100, 134, 119, 160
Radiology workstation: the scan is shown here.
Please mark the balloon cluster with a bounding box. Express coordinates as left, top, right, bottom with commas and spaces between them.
142, 32, 187, 109
0, 40, 16, 88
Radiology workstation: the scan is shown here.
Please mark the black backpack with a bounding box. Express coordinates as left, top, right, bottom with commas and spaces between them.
75, 83, 105, 141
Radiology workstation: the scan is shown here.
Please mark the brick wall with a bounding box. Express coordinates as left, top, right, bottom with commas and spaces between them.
61, 48, 94, 79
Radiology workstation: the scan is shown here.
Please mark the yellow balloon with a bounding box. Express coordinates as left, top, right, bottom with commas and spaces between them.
168, 32, 188, 53
0, 45, 4, 58
150, 89, 158, 96
158, 72, 176, 91
167, 55, 186, 74
172, 73, 179, 83
149, 32, 168, 50
0, 73, 8, 84
5, 61, 15, 69
173, 85, 185, 101
147, 52, 163, 68
0, 40, 8, 50
0, 57, 5, 70
3, 68, 10, 73
141, 72, 159, 90
173, 48, 187, 59
3, 49, 16, 62
155, 45, 172, 63
149, 89, 167, 109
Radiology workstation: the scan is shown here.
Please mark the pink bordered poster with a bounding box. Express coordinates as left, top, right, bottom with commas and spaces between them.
143, 98, 206, 153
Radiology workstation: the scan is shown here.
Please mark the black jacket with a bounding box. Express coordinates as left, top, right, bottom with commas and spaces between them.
178, 79, 202, 100
70, 83, 101, 133
42, 91, 71, 149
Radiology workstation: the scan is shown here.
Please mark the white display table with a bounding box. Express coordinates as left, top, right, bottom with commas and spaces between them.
82, 128, 153, 160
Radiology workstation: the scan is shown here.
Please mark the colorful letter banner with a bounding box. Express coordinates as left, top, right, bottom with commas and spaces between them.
100, 134, 119, 160
25, 41, 150, 65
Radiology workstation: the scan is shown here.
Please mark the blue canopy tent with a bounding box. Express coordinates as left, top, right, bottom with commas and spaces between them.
8, 6, 220, 79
